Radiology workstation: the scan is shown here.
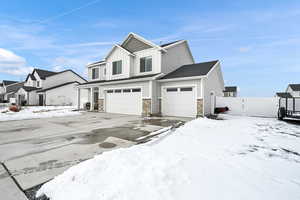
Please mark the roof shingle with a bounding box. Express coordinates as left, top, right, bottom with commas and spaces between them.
160, 60, 219, 80
289, 84, 300, 91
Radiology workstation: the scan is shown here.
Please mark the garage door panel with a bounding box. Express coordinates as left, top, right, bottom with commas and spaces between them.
106, 89, 142, 115
162, 87, 196, 117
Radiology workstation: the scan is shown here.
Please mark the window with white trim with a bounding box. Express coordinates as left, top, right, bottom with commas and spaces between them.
140, 56, 152, 72
92, 68, 99, 79
112, 60, 122, 75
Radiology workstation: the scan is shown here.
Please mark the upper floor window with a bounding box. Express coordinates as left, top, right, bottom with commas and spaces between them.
112, 60, 122, 75
140, 56, 152, 73
92, 68, 99, 79
37, 81, 40, 87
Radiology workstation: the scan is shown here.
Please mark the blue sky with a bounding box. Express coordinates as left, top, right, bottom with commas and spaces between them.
0, 0, 299, 96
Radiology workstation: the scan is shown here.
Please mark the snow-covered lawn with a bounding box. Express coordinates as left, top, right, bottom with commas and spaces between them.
0, 106, 81, 121
37, 115, 300, 200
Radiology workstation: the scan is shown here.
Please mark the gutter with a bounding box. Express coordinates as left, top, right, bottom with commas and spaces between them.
157, 75, 205, 83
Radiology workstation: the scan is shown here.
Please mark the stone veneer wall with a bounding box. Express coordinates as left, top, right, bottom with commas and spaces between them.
98, 99, 104, 112
142, 99, 151, 117
197, 98, 204, 117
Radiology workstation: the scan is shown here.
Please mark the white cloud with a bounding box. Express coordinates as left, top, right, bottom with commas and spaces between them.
0, 48, 33, 75
238, 47, 251, 53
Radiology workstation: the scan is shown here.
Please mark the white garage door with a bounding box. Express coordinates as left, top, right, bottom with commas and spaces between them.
105, 88, 142, 115
162, 86, 196, 117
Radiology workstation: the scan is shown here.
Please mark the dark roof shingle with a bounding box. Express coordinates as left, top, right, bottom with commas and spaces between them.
160, 60, 219, 80
277, 92, 293, 98
22, 86, 39, 92
34, 69, 57, 80
6, 82, 24, 93
289, 84, 300, 91
160, 40, 183, 47
224, 86, 237, 92
3, 80, 18, 86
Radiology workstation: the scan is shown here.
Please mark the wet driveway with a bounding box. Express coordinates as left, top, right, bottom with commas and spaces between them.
0, 112, 188, 199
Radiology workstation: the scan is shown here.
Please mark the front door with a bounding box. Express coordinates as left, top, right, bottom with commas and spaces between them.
39, 94, 44, 106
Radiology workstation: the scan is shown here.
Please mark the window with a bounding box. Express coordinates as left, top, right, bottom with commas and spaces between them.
114, 89, 122, 93
92, 68, 99, 79
180, 87, 193, 92
104, 68, 106, 75
140, 56, 152, 72
112, 60, 122, 75
166, 88, 178, 92
37, 81, 40, 87
132, 88, 141, 92
123, 89, 131, 93
107, 90, 113, 93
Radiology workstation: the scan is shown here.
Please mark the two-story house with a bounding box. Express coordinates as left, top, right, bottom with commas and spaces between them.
286, 84, 300, 97
0, 80, 20, 102
15, 68, 87, 106
77, 33, 225, 117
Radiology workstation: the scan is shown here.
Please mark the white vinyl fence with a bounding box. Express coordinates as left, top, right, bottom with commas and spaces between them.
216, 97, 279, 118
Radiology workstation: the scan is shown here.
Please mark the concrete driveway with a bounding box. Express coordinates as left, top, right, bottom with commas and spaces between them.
0, 112, 188, 199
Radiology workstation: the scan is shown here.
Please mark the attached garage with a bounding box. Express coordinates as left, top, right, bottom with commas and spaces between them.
162, 86, 197, 117
105, 88, 142, 115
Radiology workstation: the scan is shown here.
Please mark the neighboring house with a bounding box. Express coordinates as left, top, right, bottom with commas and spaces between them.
223, 86, 238, 97
5, 82, 25, 103
77, 32, 224, 117
286, 84, 300, 97
0, 80, 19, 102
17, 68, 87, 106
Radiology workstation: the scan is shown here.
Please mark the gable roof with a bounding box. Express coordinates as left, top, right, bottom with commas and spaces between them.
160, 60, 219, 80
33, 68, 57, 80
224, 86, 237, 92
46, 69, 87, 82
288, 84, 300, 91
37, 81, 79, 93
3, 80, 18, 86
25, 73, 36, 82
105, 44, 135, 60
6, 82, 24, 93
121, 32, 166, 52
277, 92, 293, 98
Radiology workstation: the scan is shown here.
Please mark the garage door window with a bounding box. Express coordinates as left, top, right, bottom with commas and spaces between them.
132, 88, 141, 92
114, 89, 122, 93
166, 88, 178, 92
180, 87, 193, 92
107, 90, 113, 93
123, 89, 131, 93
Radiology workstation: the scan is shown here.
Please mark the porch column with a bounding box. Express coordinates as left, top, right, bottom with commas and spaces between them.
77, 88, 81, 110
90, 87, 94, 111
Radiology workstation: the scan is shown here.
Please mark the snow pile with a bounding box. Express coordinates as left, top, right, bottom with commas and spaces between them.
37, 115, 300, 200
0, 106, 81, 121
